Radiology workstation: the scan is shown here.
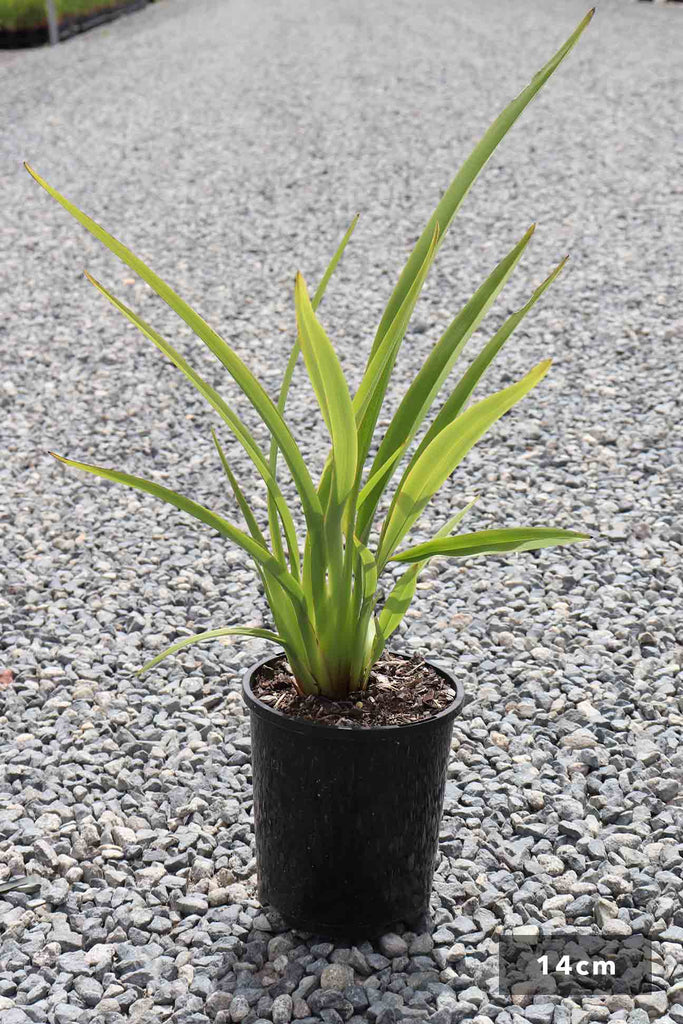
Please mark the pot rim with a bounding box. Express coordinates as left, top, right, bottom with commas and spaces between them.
242, 651, 466, 738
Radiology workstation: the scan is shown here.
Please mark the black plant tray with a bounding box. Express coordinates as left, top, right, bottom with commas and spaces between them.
0, 0, 148, 49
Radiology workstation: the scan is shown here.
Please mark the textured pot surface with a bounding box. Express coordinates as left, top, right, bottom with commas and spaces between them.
242, 654, 465, 938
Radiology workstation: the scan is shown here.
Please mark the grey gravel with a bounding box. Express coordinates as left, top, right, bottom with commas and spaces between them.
2, 1, 683, 1023
378, 933, 408, 958
272, 992, 294, 1024
320, 964, 356, 991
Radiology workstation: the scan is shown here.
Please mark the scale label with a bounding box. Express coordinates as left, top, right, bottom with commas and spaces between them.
498, 930, 654, 997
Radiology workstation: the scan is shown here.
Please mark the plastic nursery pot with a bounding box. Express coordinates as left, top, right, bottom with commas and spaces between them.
242, 653, 465, 939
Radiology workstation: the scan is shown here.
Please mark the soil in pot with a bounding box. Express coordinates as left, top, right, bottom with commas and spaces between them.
251, 650, 458, 727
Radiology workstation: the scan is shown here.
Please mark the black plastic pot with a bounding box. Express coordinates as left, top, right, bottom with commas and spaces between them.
242, 654, 465, 938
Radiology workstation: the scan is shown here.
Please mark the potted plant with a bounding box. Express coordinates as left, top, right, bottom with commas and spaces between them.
26, 9, 593, 937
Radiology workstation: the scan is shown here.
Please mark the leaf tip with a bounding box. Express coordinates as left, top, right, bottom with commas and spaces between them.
48, 451, 67, 464
24, 162, 47, 190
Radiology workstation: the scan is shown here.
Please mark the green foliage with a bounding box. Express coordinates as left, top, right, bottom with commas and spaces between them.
0, 0, 132, 32
27, 10, 594, 698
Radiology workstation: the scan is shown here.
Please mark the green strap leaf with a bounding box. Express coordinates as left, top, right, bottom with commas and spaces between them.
211, 430, 322, 688
316, 222, 441, 510
366, 8, 594, 365
85, 271, 300, 575
294, 272, 357, 506
367, 615, 387, 671
49, 451, 307, 608
352, 222, 441, 462
353, 534, 378, 612
211, 428, 268, 548
138, 626, 285, 676
25, 163, 323, 533
357, 442, 410, 511
312, 214, 361, 313
378, 499, 478, 642
411, 255, 569, 464
377, 360, 552, 566
391, 526, 590, 563
356, 225, 535, 541
268, 214, 359, 554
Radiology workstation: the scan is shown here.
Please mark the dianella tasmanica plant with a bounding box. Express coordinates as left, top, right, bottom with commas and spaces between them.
27, 11, 594, 698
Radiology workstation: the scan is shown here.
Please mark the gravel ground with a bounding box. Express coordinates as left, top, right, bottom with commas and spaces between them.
2, 0, 683, 1022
